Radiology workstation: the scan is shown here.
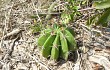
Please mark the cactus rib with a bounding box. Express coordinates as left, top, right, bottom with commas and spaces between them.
60, 32, 69, 60
50, 33, 60, 60
42, 34, 56, 58
38, 29, 52, 47
65, 29, 77, 51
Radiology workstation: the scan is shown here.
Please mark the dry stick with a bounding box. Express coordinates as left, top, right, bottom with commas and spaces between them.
80, 23, 110, 40
45, 1, 58, 20
31, 0, 41, 22
3, 29, 22, 40
1, 26, 4, 48
0, 4, 12, 48
73, 51, 81, 70
26, 52, 50, 70
34, 7, 94, 17
89, 55, 110, 70
36, 6, 93, 15
0, 60, 4, 65
0, 4, 15, 53
2, 37, 19, 70
3, 37, 19, 60
78, 7, 94, 12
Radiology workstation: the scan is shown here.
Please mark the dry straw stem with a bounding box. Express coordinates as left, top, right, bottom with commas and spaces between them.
3, 29, 22, 40
46, 0, 58, 20
89, 55, 110, 70
26, 52, 50, 70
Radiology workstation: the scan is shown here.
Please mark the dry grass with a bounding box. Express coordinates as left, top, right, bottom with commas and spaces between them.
0, 0, 110, 70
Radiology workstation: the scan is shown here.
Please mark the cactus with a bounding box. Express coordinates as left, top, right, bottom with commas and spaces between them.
37, 24, 77, 60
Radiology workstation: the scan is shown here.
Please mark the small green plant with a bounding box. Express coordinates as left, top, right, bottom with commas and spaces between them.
61, 0, 81, 24
87, 0, 110, 27
36, 0, 80, 61
37, 24, 77, 60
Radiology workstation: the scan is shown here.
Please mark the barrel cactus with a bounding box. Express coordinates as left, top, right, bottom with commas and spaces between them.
37, 24, 77, 60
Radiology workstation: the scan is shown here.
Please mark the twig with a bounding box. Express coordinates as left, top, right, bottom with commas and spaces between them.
26, 52, 50, 70
3, 29, 22, 40
38, 12, 61, 15
78, 7, 95, 12
0, 60, 4, 65
73, 50, 81, 70
31, 0, 41, 22
46, 0, 58, 20
80, 23, 110, 40
2, 37, 19, 70
89, 55, 110, 70
3, 37, 19, 60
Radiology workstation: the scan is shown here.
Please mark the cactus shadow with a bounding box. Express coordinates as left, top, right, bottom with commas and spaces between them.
68, 50, 78, 62
56, 50, 78, 66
